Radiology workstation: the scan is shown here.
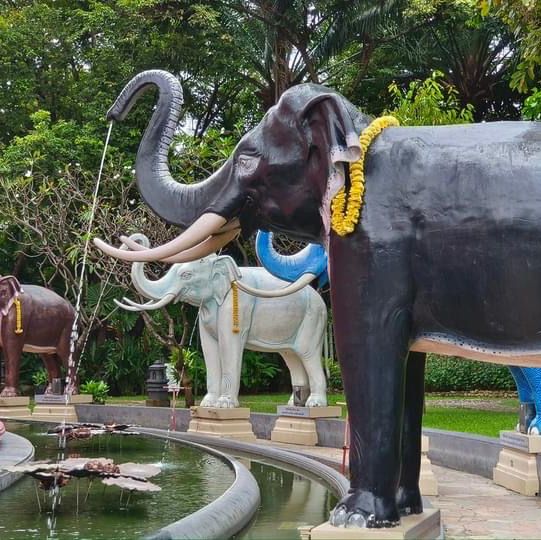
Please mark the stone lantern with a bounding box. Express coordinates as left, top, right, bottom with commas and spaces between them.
146, 361, 169, 407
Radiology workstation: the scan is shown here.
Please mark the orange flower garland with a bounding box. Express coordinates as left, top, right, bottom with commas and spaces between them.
331, 115, 399, 236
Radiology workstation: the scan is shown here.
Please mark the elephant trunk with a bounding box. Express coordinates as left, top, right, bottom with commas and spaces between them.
94, 70, 243, 262
124, 234, 181, 301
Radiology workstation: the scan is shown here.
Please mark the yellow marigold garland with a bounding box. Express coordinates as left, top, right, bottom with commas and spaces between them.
331, 115, 399, 236
14, 297, 23, 334
231, 281, 240, 334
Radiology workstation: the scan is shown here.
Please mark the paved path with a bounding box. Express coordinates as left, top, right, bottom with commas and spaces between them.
262, 441, 541, 539
0, 430, 34, 491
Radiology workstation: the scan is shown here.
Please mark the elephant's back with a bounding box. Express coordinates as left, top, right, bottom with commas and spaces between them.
22, 285, 75, 320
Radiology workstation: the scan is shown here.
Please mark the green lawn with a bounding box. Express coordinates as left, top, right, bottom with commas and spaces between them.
107, 392, 518, 438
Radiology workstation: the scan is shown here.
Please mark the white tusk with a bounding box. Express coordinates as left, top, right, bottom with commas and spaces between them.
94, 213, 227, 262
235, 273, 316, 298
119, 229, 240, 263
114, 293, 176, 311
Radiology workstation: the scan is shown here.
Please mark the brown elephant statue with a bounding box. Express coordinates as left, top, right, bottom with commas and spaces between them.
0, 276, 78, 397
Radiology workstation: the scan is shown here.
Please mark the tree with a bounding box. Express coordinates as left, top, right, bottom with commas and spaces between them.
480, 0, 541, 92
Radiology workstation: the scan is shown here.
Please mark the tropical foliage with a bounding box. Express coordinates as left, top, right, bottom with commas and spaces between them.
0, 1, 537, 397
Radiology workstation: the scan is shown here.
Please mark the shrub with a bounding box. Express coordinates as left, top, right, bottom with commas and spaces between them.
31, 368, 48, 389
424, 354, 515, 392
325, 357, 343, 391
80, 380, 110, 404
240, 351, 281, 392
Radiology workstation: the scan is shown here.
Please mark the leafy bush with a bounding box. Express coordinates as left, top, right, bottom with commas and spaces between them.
388, 72, 474, 126
523, 88, 541, 120
31, 368, 48, 388
240, 351, 281, 392
80, 380, 110, 404
425, 354, 515, 392
325, 357, 343, 391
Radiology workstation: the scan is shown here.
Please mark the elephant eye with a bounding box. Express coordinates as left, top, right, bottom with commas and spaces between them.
237, 155, 259, 176
180, 271, 193, 280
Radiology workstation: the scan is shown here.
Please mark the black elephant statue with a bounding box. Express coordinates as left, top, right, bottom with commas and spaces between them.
0, 276, 77, 397
95, 70, 541, 528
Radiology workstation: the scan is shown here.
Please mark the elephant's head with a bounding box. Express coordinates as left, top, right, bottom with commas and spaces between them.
255, 231, 329, 289
94, 70, 368, 269
0, 276, 23, 316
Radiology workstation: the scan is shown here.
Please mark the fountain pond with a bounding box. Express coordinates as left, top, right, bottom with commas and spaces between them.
1, 422, 336, 539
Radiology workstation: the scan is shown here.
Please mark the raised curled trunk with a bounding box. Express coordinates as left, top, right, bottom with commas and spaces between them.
107, 70, 229, 228
131, 261, 180, 301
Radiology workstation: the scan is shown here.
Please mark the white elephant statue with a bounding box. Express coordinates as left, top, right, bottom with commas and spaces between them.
117, 234, 328, 408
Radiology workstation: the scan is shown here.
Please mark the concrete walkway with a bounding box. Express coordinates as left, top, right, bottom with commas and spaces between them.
261, 441, 541, 539
0, 430, 34, 491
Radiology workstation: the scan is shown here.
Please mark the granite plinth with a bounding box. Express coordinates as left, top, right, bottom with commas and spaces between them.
307, 509, 441, 539
31, 394, 92, 423
271, 417, 318, 446
188, 407, 256, 441
499, 430, 541, 454
420, 435, 438, 496
0, 396, 31, 419
34, 394, 93, 405
276, 405, 342, 418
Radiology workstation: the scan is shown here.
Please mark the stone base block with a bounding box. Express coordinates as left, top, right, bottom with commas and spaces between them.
499, 430, 541, 454
276, 405, 342, 418
190, 406, 251, 420
308, 509, 441, 539
419, 435, 438, 496
34, 394, 93, 405
31, 404, 78, 423
0, 396, 32, 419
420, 455, 438, 496
271, 417, 318, 446
493, 447, 539, 496
188, 408, 255, 441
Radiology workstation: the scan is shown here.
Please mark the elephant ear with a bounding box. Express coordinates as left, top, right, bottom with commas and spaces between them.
0, 275, 23, 316
278, 86, 369, 238
211, 256, 242, 306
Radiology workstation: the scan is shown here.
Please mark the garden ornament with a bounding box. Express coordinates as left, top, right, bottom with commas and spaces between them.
95, 70, 541, 528
0, 276, 78, 397
116, 233, 328, 408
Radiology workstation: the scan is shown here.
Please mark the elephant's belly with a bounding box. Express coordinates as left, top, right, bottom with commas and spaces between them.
411, 335, 541, 367
22, 344, 57, 354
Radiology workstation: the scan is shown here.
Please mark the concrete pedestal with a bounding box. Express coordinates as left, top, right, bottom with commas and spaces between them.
493, 431, 541, 496
304, 509, 441, 539
271, 406, 342, 446
31, 394, 92, 423
0, 396, 32, 419
420, 435, 438, 496
187, 406, 256, 441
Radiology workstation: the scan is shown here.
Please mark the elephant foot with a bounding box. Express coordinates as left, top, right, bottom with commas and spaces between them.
329, 489, 400, 528
528, 414, 541, 435
216, 395, 239, 408
0, 386, 19, 398
200, 394, 219, 407
305, 393, 327, 407
287, 393, 294, 406
44, 384, 54, 395
396, 486, 423, 516
65, 384, 78, 396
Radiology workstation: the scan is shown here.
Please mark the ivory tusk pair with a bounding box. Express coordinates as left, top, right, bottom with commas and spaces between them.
93, 213, 229, 262
114, 293, 176, 312
120, 229, 240, 263
234, 273, 317, 298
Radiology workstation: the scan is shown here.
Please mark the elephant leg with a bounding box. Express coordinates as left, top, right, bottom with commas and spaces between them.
509, 366, 535, 433
0, 337, 24, 397
41, 354, 61, 394
280, 351, 309, 405
57, 322, 78, 394
298, 351, 328, 407
520, 367, 541, 435
329, 241, 412, 528
199, 325, 222, 407
396, 351, 425, 516
216, 323, 243, 408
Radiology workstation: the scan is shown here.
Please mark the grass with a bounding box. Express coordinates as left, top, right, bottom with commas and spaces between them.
107, 392, 519, 438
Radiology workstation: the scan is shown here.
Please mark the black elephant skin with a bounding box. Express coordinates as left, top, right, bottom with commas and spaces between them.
98, 71, 541, 528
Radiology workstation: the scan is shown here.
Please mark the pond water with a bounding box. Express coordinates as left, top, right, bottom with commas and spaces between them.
1, 422, 337, 539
